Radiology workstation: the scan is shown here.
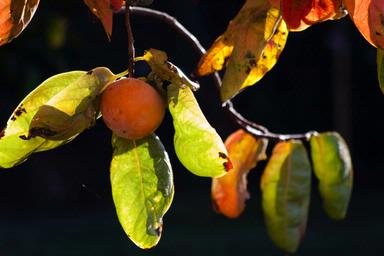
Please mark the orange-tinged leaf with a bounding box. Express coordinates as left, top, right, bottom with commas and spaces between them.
221, 6, 284, 101
368, 0, 384, 49
196, 34, 235, 76
281, 0, 312, 30
0, 0, 40, 46
344, 0, 384, 48
111, 0, 124, 12
84, 0, 113, 39
211, 129, 268, 218
281, 0, 346, 31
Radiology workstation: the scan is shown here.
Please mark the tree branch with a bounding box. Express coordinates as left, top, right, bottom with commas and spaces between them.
128, 6, 318, 141
125, 1, 135, 77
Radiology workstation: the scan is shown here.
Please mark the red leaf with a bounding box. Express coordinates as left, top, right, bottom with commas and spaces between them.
111, 0, 124, 12
281, 0, 346, 31
0, 0, 40, 46
84, 0, 113, 39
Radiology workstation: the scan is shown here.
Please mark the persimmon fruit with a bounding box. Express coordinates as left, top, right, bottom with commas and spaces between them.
100, 77, 165, 139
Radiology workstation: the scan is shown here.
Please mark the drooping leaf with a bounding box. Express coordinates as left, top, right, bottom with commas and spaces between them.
221, 5, 285, 101
344, 0, 384, 49
260, 140, 311, 253
83, 0, 113, 39
167, 83, 231, 177
137, 49, 200, 91
110, 133, 174, 249
0, 0, 40, 46
197, 0, 288, 101
310, 132, 353, 220
280, 0, 346, 31
212, 129, 268, 218
0, 71, 85, 168
378, 48, 384, 93
29, 67, 116, 141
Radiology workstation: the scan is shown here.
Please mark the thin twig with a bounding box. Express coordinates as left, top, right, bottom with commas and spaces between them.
128, 6, 318, 141
125, 1, 135, 77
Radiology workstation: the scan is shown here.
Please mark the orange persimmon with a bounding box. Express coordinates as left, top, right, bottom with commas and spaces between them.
100, 78, 165, 139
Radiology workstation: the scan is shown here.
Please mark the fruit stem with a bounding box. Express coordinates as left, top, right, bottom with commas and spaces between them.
125, 0, 135, 77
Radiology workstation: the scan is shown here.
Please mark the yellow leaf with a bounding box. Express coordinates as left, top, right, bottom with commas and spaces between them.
242, 18, 288, 89
196, 0, 288, 101
196, 35, 235, 76
138, 49, 200, 91
221, 6, 286, 101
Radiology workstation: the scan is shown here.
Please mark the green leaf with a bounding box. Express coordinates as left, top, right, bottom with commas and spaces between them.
167, 83, 230, 177
310, 132, 353, 220
0, 71, 85, 168
378, 48, 384, 94
110, 133, 174, 249
29, 67, 115, 140
260, 140, 311, 253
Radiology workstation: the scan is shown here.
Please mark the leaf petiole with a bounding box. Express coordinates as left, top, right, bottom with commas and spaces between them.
114, 70, 129, 79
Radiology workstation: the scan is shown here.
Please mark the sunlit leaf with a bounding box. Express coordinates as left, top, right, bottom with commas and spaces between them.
0, 0, 40, 46
137, 48, 200, 91
212, 129, 267, 218
197, 0, 288, 101
29, 67, 116, 141
261, 140, 311, 253
310, 132, 353, 220
344, 0, 384, 49
279, 0, 346, 31
221, 6, 284, 101
167, 83, 231, 177
83, 0, 113, 39
196, 34, 235, 76
110, 133, 174, 249
239, 17, 288, 92
378, 48, 384, 93
0, 71, 85, 168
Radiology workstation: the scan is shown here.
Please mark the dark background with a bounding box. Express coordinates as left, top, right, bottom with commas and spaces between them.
0, 0, 383, 255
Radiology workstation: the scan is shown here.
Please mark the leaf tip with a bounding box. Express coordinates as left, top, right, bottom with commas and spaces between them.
219, 152, 233, 172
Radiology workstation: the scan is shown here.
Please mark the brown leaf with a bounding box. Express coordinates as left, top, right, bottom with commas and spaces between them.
84, 0, 113, 39
211, 129, 267, 218
0, 0, 40, 46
